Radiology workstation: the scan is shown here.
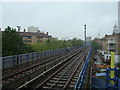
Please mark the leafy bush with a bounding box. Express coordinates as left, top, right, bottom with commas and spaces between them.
31, 38, 83, 52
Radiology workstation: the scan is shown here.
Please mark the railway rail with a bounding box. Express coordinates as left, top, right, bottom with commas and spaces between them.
16, 50, 88, 90
35, 51, 87, 90
2, 49, 80, 89
3, 49, 76, 79
3, 49, 76, 77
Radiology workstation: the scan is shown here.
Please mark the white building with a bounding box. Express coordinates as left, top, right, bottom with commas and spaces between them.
27, 26, 39, 32
113, 24, 120, 34
86, 37, 92, 42
98, 24, 120, 64
118, 1, 120, 31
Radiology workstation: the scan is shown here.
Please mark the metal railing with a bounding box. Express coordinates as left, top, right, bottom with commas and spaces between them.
106, 67, 119, 90
74, 49, 92, 90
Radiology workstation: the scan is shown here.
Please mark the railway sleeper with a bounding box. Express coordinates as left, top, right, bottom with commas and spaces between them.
57, 73, 69, 76
68, 84, 75, 88
55, 75, 69, 78
56, 84, 64, 87
69, 81, 76, 85
52, 77, 68, 81
43, 86, 52, 89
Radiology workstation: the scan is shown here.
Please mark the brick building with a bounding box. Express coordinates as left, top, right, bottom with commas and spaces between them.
19, 29, 52, 44
95, 24, 120, 64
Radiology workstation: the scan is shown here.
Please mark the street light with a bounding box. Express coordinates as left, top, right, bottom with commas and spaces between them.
17, 26, 21, 65
84, 24, 86, 61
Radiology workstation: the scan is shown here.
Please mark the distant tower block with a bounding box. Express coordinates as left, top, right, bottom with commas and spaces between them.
86, 37, 92, 42
27, 26, 39, 32
118, 1, 120, 31
113, 23, 120, 34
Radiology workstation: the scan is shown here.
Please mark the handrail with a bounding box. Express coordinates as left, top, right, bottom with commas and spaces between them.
74, 49, 92, 90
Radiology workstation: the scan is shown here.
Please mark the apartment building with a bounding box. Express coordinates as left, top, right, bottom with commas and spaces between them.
104, 34, 120, 64
95, 24, 120, 64
86, 37, 92, 42
19, 29, 52, 44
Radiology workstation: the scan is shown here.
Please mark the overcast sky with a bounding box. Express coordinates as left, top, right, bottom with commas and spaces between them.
1, 2, 118, 40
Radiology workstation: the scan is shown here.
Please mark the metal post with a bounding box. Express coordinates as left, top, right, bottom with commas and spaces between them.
110, 51, 115, 85
17, 26, 21, 65
84, 24, 86, 61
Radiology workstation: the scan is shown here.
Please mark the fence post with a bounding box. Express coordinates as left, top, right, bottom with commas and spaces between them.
12, 56, 14, 67
32, 53, 34, 61
27, 53, 29, 63
20, 55, 22, 65
2, 57, 5, 70
44, 51, 46, 58
37, 52, 38, 60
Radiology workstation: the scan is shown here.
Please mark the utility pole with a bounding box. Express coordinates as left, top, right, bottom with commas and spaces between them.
84, 24, 86, 61
17, 26, 21, 65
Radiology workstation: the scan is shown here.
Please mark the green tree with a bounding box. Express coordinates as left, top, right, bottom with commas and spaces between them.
71, 38, 83, 46
31, 38, 83, 52
92, 41, 101, 50
2, 26, 33, 56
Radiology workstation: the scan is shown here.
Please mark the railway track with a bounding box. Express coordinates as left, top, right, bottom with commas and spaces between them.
2, 49, 80, 89
3, 50, 71, 75
35, 51, 87, 90
17, 50, 88, 90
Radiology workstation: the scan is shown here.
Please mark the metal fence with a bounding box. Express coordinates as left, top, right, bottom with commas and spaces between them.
74, 49, 92, 89
2, 46, 81, 70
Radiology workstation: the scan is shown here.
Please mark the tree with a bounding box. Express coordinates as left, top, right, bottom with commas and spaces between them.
92, 41, 101, 50
31, 38, 83, 52
2, 26, 33, 56
71, 38, 83, 46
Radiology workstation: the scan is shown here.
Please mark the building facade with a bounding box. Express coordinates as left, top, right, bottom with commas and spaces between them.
27, 26, 39, 32
86, 37, 92, 42
19, 30, 52, 44
95, 24, 120, 64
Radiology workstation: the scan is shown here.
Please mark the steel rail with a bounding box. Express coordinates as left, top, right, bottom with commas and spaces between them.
63, 53, 85, 89
34, 51, 85, 90
16, 51, 80, 90
2, 50, 78, 88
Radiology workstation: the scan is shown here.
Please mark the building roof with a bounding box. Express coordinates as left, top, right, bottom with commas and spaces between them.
19, 32, 51, 38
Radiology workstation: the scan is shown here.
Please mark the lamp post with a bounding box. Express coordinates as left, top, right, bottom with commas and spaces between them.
17, 26, 21, 65
84, 24, 86, 61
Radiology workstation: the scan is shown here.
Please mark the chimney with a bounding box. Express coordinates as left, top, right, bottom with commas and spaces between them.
24, 29, 26, 32
105, 34, 108, 37
46, 32, 48, 35
38, 30, 40, 33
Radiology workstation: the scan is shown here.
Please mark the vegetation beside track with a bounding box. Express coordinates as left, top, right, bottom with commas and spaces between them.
2, 26, 83, 56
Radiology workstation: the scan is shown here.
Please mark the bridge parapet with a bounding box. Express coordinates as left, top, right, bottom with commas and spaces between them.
74, 49, 92, 89
2, 46, 81, 69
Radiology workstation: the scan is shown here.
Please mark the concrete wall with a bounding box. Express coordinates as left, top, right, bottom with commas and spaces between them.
115, 55, 120, 64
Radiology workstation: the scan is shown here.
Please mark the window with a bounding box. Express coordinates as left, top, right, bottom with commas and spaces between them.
109, 56, 111, 59
107, 56, 108, 59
